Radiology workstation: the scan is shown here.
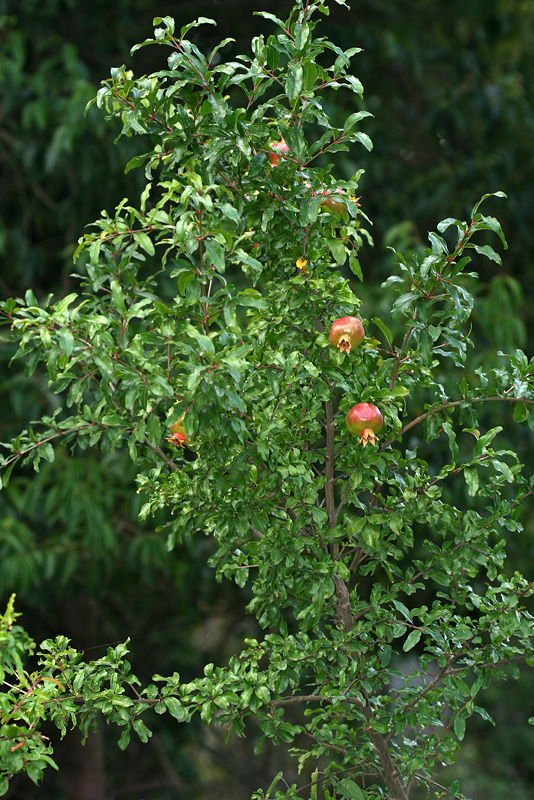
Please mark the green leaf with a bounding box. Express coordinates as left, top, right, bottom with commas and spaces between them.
475, 426, 502, 457
327, 238, 346, 265
179, 16, 215, 37
372, 317, 392, 348
294, 23, 310, 51
208, 92, 227, 121
205, 239, 225, 272
470, 243, 502, 265
513, 402, 530, 424
219, 203, 241, 226
453, 714, 466, 741
476, 214, 508, 248
343, 110, 372, 132
164, 696, 188, 722
94, 353, 114, 378
493, 460, 514, 482
54, 293, 79, 313
118, 728, 131, 750
464, 466, 479, 497
186, 325, 215, 355
338, 779, 366, 800
437, 217, 460, 233
124, 153, 150, 174
442, 421, 458, 461
253, 11, 287, 31
348, 253, 363, 280
255, 684, 271, 703
403, 629, 422, 652
58, 329, 74, 357
236, 290, 267, 309
287, 62, 303, 102
351, 131, 373, 151
392, 292, 416, 317
89, 238, 102, 264
471, 190, 506, 216
133, 718, 152, 743
428, 231, 448, 255
133, 231, 155, 255
26, 764, 44, 785
267, 370, 280, 397
111, 280, 127, 315
24, 288, 38, 307
362, 523, 380, 548
152, 375, 174, 397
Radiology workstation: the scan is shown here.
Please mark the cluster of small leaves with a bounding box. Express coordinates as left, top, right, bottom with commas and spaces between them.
2, 2, 534, 799
382, 192, 508, 369
0, 596, 56, 795
0, 604, 151, 795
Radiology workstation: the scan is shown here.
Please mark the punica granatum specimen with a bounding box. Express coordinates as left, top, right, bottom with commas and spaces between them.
269, 139, 289, 165
320, 188, 347, 215
346, 403, 383, 446
329, 316, 365, 354
166, 420, 189, 448
304, 184, 360, 216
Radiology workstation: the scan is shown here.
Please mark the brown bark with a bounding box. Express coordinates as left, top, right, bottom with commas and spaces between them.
322, 374, 408, 800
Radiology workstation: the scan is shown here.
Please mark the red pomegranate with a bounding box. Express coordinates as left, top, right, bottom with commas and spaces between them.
328, 316, 365, 354
346, 403, 383, 446
166, 421, 189, 448
269, 140, 289, 165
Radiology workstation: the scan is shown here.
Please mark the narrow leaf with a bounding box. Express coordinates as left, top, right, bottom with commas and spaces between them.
464, 466, 479, 497
475, 426, 502, 456
372, 317, 392, 348
471, 243, 502, 265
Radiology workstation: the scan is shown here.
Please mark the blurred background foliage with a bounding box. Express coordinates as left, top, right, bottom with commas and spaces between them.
1, 0, 534, 797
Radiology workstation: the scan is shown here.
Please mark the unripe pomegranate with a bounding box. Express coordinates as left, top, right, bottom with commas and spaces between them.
346, 403, 383, 446
321, 188, 346, 215
305, 184, 360, 216
166, 420, 189, 448
269, 139, 289, 165
329, 316, 365, 354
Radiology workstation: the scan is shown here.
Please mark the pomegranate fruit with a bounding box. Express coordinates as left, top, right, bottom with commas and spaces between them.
329, 316, 365, 354
305, 184, 360, 216
166, 420, 189, 448
269, 139, 289, 165
346, 403, 383, 446
320, 188, 346, 215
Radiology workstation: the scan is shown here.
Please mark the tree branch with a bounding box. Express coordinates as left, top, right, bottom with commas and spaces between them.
381, 394, 534, 450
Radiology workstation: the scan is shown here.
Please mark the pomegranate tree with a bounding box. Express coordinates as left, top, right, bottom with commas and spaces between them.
328, 315, 365, 353
0, 4, 525, 800
346, 402, 384, 446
